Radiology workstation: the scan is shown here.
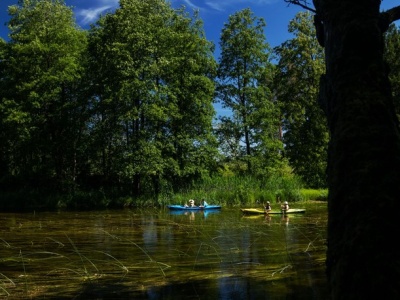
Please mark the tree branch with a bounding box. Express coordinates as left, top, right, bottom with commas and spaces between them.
383, 5, 400, 23
380, 5, 400, 32
284, 0, 316, 13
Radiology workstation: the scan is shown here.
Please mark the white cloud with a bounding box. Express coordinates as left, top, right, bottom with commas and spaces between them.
76, 6, 112, 25
74, 0, 278, 26
182, 0, 201, 10
204, 2, 224, 12
175, 0, 278, 13
74, 0, 119, 26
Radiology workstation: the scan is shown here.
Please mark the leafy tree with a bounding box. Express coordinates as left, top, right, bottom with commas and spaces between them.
160, 9, 219, 191
384, 24, 400, 120
0, 38, 9, 182
1, 0, 88, 193
286, 0, 400, 298
87, 0, 217, 198
214, 117, 243, 161
216, 8, 283, 177
274, 11, 328, 188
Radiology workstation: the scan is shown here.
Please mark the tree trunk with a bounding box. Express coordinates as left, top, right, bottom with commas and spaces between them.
314, 0, 400, 298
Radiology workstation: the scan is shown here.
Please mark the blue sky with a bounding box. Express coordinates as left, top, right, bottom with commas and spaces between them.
0, 0, 304, 47
1, 0, 399, 52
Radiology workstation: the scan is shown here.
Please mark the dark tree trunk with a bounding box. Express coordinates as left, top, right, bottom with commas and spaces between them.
313, 0, 400, 298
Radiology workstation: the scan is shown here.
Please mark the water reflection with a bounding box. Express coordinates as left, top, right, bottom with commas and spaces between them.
168, 209, 221, 220
264, 214, 272, 225
282, 215, 290, 226
0, 204, 328, 299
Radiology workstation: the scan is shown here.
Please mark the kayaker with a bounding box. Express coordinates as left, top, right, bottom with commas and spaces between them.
264, 201, 272, 213
281, 201, 289, 212
189, 199, 196, 207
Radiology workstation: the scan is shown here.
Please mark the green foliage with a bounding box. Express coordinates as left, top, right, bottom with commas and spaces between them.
215, 8, 284, 177
0, 3, 332, 210
87, 0, 218, 198
384, 24, 400, 121
1, 0, 88, 193
0, 0, 220, 207
300, 188, 328, 201
164, 174, 304, 207
274, 12, 328, 189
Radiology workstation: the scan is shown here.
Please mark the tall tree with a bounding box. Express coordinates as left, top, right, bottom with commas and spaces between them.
87, 0, 217, 197
274, 11, 328, 188
384, 24, 400, 120
1, 0, 87, 193
160, 9, 219, 191
216, 8, 283, 177
286, 0, 400, 298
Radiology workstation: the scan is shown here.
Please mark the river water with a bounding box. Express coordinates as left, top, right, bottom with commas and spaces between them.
0, 202, 328, 299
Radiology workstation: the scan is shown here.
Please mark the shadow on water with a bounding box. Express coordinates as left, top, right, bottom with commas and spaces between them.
72, 275, 327, 300
0, 202, 328, 299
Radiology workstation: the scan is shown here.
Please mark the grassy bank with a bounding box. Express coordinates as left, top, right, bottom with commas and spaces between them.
0, 175, 328, 210
161, 176, 327, 207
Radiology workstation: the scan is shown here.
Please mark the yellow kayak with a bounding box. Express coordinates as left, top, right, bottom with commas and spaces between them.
241, 208, 306, 215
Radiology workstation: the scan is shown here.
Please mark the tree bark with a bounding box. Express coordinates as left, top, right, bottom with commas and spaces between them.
313, 0, 400, 298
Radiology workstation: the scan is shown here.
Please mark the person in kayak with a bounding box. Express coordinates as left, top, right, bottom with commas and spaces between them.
281, 201, 290, 212
199, 199, 208, 208
188, 199, 196, 207
264, 201, 272, 213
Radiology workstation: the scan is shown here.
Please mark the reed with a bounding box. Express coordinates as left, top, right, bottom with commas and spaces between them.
300, 189, 328, 201
0, 238, 11, 248
0, 207, 328, 298
19, 250, 28, 295
102, 230, 171, 277
166, 174, 306, 206
193, 242, 222, 271
0, 273, 15, 296
65, 235, 100, 280
95, 251, 129, 274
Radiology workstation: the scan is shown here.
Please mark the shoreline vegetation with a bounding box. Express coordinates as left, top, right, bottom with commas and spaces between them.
0, 3, 329, 215
0, 175, 328, 211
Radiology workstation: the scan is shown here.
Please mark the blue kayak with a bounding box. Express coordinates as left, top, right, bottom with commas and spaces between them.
167, 204, 221, 211
168, 209, 221, 217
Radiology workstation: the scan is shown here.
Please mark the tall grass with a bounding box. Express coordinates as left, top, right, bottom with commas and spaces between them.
164, 175, 308, 206
0, 175, 327, 210
300, 189, 328, 201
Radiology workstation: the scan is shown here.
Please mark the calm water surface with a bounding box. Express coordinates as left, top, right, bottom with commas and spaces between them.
0, 202, 328, 299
